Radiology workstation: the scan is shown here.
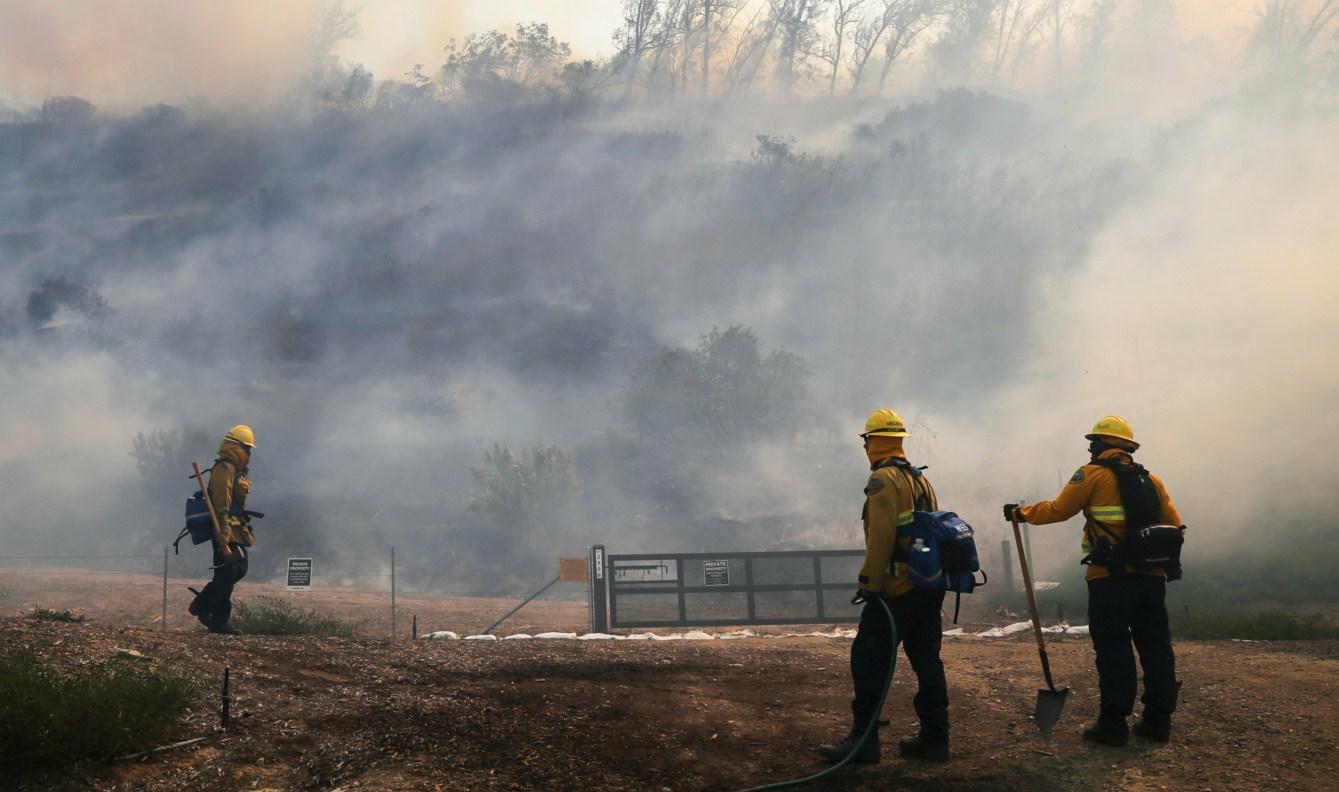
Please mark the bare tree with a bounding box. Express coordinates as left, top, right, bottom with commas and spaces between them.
695, 0, 745, 94
724, 2, 786, 91
774, 0, 827, 94
1077, 0, 1123, 73
1044, 0, 1078, 89
876, 0, 940, 91
643, 0, 686, 91
1250, 0, 1339, 66
817, 0, 870, 94
615, 0, 661, 89
847, 1, 936, 94
988, 0, 1054, 80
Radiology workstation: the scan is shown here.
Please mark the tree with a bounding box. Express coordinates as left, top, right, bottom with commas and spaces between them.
440, 23, 573, 98
773, 0, 828, 94
876, 0, 941, 91
131, 427, 211, 484
311, 0, 360, 68
847, 1, 937, 94
988, 0, 1052, 80
465, 443, 579, 591
1249, 0, 1339, 70
723, 2, 785, 90
625, 326, 810, 446
817, 0, 871, 94
615, 0, 662, 89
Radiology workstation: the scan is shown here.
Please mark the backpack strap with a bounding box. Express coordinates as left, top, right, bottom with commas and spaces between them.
873, 457, 933, 511
1090, 457, 1162, 529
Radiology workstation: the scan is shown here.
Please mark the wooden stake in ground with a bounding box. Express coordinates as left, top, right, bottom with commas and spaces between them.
221, 667, 231, 730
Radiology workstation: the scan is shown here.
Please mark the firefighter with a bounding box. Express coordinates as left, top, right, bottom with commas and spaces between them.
1003, 416, 1184, 745
188, 424, 257, 635
816, 408, 950, 764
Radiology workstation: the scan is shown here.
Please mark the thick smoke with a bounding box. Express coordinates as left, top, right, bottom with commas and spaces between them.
1, 2, 1337, 595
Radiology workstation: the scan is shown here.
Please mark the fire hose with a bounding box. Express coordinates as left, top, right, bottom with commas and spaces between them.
733, 595, 897, 791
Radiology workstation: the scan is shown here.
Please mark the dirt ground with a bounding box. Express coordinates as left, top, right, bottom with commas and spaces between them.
3, 574, 1338, 791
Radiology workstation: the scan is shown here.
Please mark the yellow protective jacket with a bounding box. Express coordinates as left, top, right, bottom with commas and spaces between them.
1017, 449, 1182, 581
859, 456, 938, 598
208, 442, 254, 548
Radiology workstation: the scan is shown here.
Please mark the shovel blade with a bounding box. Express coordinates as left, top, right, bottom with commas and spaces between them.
1034, 687, 1070, 736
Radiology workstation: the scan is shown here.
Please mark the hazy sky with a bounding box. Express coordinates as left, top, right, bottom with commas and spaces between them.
1, 0, 1335, 583
0, 1, 1264, 109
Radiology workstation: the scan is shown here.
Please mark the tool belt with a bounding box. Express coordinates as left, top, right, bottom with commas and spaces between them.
1082, 523, 1184, 577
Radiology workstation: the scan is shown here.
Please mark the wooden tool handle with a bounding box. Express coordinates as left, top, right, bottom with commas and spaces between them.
192, 462, 230, 557
1010, 512, 1048, 655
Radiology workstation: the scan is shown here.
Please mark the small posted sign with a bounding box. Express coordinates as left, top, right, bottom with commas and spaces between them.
287, 558, 313, 589
704, 559, 730, 586
559, 557, 589, 582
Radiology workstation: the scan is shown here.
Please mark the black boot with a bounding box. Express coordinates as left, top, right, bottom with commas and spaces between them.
208, 621, 241, 635
816, 730, 880, 764
1132, 715, 1171, 743
1083, 717, 1130, 747
898, 734, 950, 762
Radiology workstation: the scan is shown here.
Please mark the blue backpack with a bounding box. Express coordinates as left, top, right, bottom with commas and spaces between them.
881, 459, 987, 622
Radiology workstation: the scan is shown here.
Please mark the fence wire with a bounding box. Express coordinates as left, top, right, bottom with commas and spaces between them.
0, 549, 407, 637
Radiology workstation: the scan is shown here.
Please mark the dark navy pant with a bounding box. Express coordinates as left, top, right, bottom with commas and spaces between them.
850, 588, 949, 740
1087, 575, 1178, 723
194, 540, 248, 628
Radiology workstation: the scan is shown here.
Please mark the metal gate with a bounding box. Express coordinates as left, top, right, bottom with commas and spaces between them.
589, 545, 865, 630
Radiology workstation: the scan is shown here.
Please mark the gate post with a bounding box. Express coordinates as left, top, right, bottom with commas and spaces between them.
589, 544, 608, 633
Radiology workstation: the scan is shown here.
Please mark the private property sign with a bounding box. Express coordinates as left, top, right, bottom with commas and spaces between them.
286, 558, 312, 589
704, 559, 729, 586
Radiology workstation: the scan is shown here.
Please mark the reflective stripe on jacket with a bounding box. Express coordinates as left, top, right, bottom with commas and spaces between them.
1017, 449, 1182, 580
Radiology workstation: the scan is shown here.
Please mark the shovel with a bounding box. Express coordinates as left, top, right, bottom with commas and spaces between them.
1010, 510, 1069, 736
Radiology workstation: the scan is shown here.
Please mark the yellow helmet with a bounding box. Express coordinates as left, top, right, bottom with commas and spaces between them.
1085, 415, 1137, 450
224, 424, 256, 449
861, 408, 909, 438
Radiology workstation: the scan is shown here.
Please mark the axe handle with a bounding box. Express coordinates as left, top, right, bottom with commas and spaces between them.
192, 462, 230, 558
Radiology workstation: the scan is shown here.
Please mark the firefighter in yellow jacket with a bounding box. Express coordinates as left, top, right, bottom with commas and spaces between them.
188, 424, 257, 634
817, 409, 950, 764
1004, 416, 1184, 745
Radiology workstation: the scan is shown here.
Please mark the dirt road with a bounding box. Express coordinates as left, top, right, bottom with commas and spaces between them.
4, 613, 1336, 791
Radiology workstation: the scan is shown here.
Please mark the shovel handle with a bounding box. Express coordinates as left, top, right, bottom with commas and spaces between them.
192, 462, 230, 558
1039, 646, 1058, 692
1010, 512, 1049, 659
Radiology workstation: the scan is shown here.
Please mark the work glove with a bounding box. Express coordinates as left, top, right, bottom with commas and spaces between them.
1003, 503, 1022, 522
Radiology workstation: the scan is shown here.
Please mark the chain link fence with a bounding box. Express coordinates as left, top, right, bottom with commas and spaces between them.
0, 547, 589, 637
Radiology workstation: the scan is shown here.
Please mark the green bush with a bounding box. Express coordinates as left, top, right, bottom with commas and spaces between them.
231, 596, 358, 637
0, 652, 192, 774
1176, 609, 1339, 641
28, 606, 87, 623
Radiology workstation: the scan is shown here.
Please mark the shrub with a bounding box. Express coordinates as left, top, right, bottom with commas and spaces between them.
231, 596, 358, 637
0, 652, 192, 773
28, 606, 86, 623
1176, 609, 1339, 641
